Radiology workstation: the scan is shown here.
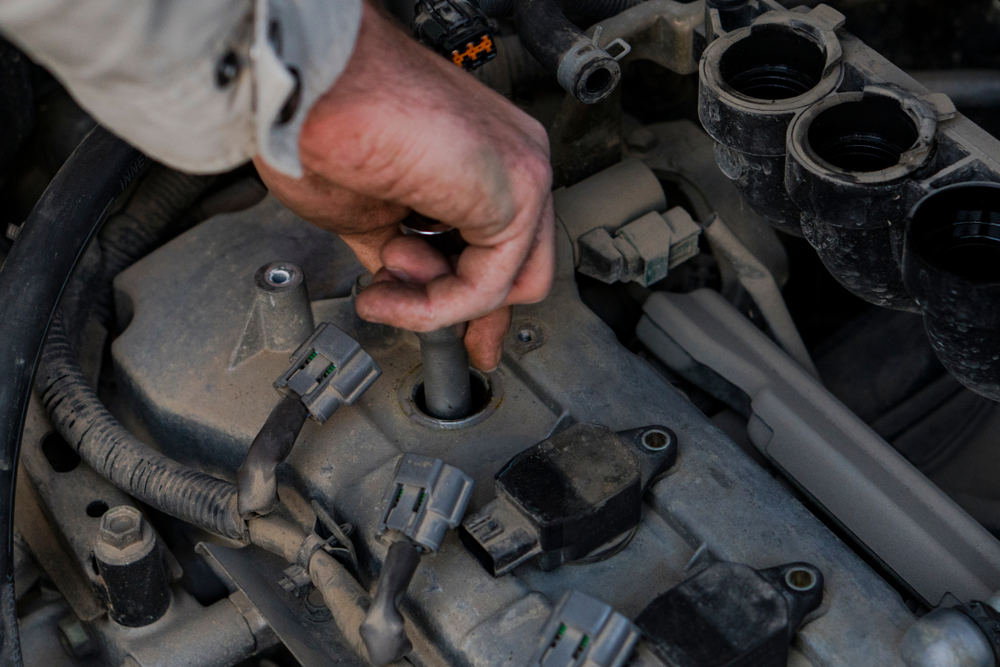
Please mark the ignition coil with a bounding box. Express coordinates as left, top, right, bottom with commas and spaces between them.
460, 423, 677, 576
399, 214, 475, 421
529, 561, 824, 667
414, 0, 497, 71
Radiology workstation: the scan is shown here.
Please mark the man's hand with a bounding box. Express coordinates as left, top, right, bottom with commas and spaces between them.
256, 1, 555, 371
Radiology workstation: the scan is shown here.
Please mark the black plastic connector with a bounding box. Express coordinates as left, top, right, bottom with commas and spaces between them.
636, 562, 824, 667
460, 423, 678, 576
414, 0, 497, 71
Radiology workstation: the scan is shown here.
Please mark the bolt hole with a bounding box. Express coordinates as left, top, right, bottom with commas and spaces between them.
517, 329, 534, 343
785, 567, 817, 591
585, 67, 613, 95
642, 429, 671, 451
268, 268, 293, 285
413, 373, 491, 421
720, 25, 825, 100
808, 96, 918, 172
42, 432, 80, 473
86, 501, 109, 518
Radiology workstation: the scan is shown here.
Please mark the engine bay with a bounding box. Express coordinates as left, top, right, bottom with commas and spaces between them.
6, 1, 1000, 667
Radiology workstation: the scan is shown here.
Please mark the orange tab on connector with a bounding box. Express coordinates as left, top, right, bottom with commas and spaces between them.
451, 34, 496, 70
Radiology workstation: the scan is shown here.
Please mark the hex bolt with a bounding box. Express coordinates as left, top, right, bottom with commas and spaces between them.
100, 506, 144, 550
304, 588, 333, 622
94, 505, 171, 627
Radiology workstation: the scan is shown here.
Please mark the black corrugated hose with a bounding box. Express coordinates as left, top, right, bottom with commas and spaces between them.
35, 166, 248, 542
0, 130, 251, 665
0, 126, 145, 667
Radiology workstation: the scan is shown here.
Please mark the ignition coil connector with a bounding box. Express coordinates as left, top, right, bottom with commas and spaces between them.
361, 454, 475, 666
237, 322, 382, 518
530, 590, 641, 667
415, 0, 498, 71
275, 321, 382, 424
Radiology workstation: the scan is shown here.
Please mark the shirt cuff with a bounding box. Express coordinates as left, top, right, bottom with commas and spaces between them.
0, 0, 363, 176
252, 0, 363, 178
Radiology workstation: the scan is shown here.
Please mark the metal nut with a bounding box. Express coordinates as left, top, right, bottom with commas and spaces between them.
100, 506, 144, 550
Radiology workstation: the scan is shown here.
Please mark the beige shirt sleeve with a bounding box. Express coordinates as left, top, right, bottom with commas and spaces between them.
0, 0, 362, 177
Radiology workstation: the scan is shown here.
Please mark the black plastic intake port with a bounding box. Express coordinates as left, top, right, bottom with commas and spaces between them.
719, 25, 826, 100
909, 184, 1000, 283
808, 96, 919, 172
902, 183, 1000, 400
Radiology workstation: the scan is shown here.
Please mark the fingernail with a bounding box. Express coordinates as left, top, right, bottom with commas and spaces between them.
385, 266, 411, 283
474, 348, 503, 373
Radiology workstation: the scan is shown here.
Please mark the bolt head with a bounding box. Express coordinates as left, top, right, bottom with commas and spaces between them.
100, 506, 144, 550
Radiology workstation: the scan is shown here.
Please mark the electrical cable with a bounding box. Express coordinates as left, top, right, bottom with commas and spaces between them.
0, 126, 145, 667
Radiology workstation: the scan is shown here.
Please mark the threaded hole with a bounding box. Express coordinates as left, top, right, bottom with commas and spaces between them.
268, 268, 292, 285
911, 184, 1000, 283
720, 25, 825, 100
808, 96, 918, 172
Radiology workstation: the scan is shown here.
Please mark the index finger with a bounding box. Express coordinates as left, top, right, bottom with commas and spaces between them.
355, 197, 555, 331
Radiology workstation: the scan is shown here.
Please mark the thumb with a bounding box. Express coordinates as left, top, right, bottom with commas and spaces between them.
465, 307, 512, 372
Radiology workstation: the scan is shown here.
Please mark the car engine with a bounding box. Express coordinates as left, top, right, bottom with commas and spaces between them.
4, 1, 1000, 667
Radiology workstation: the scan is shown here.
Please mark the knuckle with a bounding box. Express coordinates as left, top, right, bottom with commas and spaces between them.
526, 118, 550, 151
515, 151, 552, 193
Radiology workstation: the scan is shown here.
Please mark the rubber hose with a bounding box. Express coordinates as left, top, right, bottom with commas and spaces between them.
360, 539, 422, 666
36, 168, 247, 542
0, 126, 146, 667
513, 0, 642, 103
478, 0, 642, 18
237, 395, 310, 519
58, 167, 216, 352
